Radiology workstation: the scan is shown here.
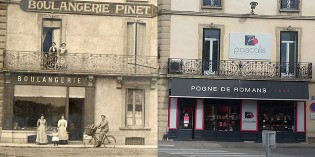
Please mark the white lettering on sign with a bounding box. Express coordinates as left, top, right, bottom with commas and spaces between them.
16, 75, 84, 85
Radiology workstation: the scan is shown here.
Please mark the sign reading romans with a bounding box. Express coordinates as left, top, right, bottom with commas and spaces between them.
20, 0, 157, 17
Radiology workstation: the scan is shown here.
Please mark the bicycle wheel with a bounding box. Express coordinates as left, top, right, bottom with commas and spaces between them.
103, 135, 116, 148
83, 135, 97, 148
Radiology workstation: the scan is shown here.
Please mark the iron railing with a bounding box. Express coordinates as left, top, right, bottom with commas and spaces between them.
168, 58, 312, 79
4, 50, 159, 75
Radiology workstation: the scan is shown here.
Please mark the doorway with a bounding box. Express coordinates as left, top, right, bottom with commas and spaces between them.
178, 99, 196, 139
68, 98, 84, 141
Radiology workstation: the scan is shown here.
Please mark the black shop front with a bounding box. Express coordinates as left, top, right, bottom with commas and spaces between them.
168, 78, 308, 142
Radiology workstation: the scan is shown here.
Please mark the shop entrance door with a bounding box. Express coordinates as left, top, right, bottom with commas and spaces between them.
178, 104, 195, 139
68, 98, 84, 141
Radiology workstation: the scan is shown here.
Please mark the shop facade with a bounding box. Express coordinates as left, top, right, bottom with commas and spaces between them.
1, 0, 158, 145
168, 78, 308, 142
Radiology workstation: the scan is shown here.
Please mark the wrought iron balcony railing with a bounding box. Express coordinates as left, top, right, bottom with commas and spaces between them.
168, 58, 312, 79
4, 50, 159, 75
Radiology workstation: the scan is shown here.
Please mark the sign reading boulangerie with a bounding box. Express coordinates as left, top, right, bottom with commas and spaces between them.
20, 0, 157, 17
170, 78, 309, 100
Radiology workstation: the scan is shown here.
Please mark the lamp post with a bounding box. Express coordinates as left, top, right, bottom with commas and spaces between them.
250, 0, 258, 14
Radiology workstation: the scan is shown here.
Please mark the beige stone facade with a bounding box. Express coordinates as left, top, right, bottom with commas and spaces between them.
1, 0, 158, 146
158, 0, 315, 142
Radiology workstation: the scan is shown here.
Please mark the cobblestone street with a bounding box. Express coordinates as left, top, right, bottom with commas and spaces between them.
0, 147, 157, 157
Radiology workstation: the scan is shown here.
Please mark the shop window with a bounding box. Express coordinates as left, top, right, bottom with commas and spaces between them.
258, 101, 294, 132
13, 97, 66, 130
216, 105, 240, 131
202, 28, 220, 75
126, 89, 145, 127
280, 31, 298, 77
203, 102, 240, 131
280, 0, 299, 11
126, 22, 146, 56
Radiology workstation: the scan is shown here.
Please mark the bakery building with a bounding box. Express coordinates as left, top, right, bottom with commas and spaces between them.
1, 0, 158, 146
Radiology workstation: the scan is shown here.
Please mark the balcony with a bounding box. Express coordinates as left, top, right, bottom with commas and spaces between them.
168, 58, 312, 80
4, 50, 159, 75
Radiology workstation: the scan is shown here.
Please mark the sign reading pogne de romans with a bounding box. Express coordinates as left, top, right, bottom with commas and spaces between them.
170, 78, 309, 100
20, 0, 157, 18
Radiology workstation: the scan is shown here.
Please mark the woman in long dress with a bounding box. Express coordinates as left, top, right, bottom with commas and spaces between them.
58, 115, 68, 144
36, 115, 48, 144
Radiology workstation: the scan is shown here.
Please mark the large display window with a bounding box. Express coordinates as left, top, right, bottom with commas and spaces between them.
258, 101, 295, 132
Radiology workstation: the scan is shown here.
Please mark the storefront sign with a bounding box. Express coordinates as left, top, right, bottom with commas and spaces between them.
229, 33, 272, 60
170, 78, 309, 100
241, 100, 258, 131
20, 0, 157, 18
10, 74, 89, 86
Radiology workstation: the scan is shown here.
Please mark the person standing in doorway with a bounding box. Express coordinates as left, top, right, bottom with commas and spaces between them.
36, 115, 48, 144
58, 115, 68, 144
95, 115, 109, 147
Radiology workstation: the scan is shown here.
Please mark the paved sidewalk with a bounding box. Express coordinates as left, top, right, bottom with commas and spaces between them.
0, 141, 157, 149
159, 140, 315, 148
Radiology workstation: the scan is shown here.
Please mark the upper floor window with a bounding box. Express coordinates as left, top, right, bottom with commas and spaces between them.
127, 22, 146, 56
203, 0, 222, 7
280, 31, 298, 76
280, 0, 299, 11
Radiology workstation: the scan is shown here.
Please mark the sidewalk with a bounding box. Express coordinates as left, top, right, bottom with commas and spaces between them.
158, 140, 315, 148
0, 141, 157, 149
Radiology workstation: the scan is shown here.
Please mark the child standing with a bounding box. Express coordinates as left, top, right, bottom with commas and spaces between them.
52, 128, 59, 146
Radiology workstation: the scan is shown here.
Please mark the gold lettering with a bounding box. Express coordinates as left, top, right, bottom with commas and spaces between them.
102, 4, 110, 13
91, 4, 100, 13
60, 2, 68, 11
55, 77, 59, 83
24, 76, 28, 82
28, 0, 36, 9
31, 76, 35, 82
42, 77, 46, 82
68, 2, 76, 11
43, 1, 50, 10
17, 76, 22, 82
48, 77, 53, 82
127, 5, 136, 14
78, 78, 81, 83
77, 3, 84, 11
36, 1, 43, 9
67, 78, 71, 83
143, 6, 150, 15
36, 77, 41, 82
51, 1, 59, 11
136, 6, 143, 15
115, 5, 124, 13
84, 3, 91, 12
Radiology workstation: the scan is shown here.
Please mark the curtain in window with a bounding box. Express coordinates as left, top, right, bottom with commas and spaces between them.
281, 0, 299, 9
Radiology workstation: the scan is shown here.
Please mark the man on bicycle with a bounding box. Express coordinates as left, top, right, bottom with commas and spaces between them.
95, 115, 109, 147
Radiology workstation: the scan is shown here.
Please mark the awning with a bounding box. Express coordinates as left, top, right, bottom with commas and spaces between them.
170, 78, 309, 101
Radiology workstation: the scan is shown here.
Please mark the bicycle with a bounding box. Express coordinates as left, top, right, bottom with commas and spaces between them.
83, 126, 116, 148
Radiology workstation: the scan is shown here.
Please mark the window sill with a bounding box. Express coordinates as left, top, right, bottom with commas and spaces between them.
202, 6, 223, 10
119, 127, 151, 131
279, 9, 300, 13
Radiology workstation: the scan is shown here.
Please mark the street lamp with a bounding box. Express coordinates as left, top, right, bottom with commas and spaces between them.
250, 0, 258, 14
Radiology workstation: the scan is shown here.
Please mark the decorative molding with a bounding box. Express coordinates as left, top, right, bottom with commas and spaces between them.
116, 76, 123, 89
282, 25, 296, 31
205, 22, 217, 28
151, 77, 157, 89
42, 12, 60, 19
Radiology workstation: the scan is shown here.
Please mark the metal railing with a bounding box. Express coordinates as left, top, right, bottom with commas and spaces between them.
4, 50, 159, 75
168, 58, 312, 79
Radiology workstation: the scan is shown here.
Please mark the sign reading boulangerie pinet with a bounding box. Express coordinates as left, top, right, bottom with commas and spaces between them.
170, 78, 309, 100
20, 0, 157, 17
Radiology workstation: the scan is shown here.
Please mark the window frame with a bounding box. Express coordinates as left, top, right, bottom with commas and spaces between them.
200, 0, 224, 13
279, 0, 301, 13
202, 28, 221, 75
126, 88, 145, 127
